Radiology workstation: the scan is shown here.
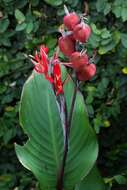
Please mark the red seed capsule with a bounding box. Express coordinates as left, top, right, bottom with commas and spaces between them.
70, 51, 89, 70
58, 36, 75, 57
76, 64, 96, 81
73, 23, 91, 43
68, 33, 75, 41
63, 12, 80, 31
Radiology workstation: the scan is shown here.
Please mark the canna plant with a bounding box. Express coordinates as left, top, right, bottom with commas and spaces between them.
15, 6, 108, 190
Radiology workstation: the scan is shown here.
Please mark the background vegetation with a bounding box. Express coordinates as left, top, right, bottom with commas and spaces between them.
0, 0, 127, 189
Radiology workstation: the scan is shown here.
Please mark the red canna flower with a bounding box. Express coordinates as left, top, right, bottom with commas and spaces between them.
31, 45, 63, 96
32, 45, 53, 83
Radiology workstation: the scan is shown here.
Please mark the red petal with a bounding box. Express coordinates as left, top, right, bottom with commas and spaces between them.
34, 64, 45, 73
40, 45, 49, 54
53, 63, 63, 96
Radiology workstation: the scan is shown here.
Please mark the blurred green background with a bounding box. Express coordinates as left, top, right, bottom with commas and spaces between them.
0, 0, 127, 189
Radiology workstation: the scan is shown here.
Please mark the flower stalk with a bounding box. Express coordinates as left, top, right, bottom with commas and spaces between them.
56, 79, 78, 190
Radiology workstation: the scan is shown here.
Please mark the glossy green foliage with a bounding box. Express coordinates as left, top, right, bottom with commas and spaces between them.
85, 0, 127, 134
15, 70, 98, 189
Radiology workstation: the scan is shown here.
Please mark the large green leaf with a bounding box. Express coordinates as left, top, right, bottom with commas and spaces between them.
15, 68, 98, 190
15, 72, 64, 189
63, 71, 98, 189
75, 166, 108, 190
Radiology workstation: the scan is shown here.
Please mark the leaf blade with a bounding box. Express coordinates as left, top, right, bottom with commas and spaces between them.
15, 72, 64, 189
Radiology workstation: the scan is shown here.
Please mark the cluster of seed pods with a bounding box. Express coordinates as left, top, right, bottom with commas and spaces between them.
58, 7, 96, 81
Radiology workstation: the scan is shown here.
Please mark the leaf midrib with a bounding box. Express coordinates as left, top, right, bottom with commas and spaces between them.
47, 93, 60, 170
